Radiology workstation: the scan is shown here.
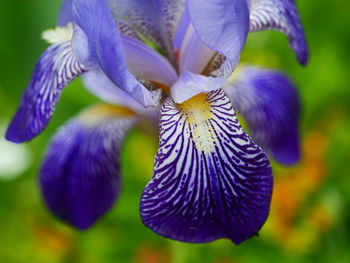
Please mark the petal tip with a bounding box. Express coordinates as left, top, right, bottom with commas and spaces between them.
5, 117, 35, 143
298, 51, 309, 66
273, 148, 300, 166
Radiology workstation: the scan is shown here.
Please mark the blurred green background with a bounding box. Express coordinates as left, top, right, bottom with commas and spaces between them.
1, 1, 350, 262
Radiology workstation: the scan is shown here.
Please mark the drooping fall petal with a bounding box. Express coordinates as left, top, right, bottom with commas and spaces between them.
40, 104, 136, 230
141, 90, 272, 244
225, 66, 301, 165
249, 0, 308, 65
6, 37, 85, 143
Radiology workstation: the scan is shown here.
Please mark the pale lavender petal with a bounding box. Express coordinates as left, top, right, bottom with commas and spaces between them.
108, 0, 186, 59
249, 0, 308, 65
40, 104, 136, 230
122, 35, 177, 86
188, 0, 250, 76
225, 66, 300, 165
72, 0, 160, 107
6, 41, 85, 143
173, 6, 190, 50
83, 72, 143, 110
141, 90, 272, 244
58, 0, 73, 26
171, 71, 226, 104
179, 25, 217, 74
82, 71, 161, 121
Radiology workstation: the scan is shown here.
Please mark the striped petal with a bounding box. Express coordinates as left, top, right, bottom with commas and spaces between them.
40, 104, 136, 230
249, 0, 308, 65
188, 0, 250, 76
72, 0, 161, 107
141, 90, 272, 244
6, 38, 85, 143
225, 66, 300, 165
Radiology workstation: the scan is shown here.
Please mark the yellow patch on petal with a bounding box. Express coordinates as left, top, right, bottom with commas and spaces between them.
42, 23, 73, 44
79, 104, 136, 126
179, 93, 216, 154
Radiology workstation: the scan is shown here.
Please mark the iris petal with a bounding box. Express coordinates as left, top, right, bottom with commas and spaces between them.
40, 104, 136, 230
82, 72, 160, 121
188, 0, 250, 76
122, 35, 177, 86
173, 6, 190, 50
141, 90, 272, 244
58, 0, 73, 26
72, 0, 161, 107
171, 72, 226, 104
108, 0, 186, 59
249, 0, 308, 65
179, 25, 217, 74
6, 41, 85, 143
225, 66, 300, 165
83, 72, 143, 111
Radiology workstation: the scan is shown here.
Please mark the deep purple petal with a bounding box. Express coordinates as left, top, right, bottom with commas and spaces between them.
72, 0, 160, 107
6, 41, 85, 143
141, 90, 272, 244
58, 0, 73, 26
109, 0, 186, 59
225, 66, 300, 165
40, 104, 136, 230
249, 0, 309, 65
188, 0, 250, 76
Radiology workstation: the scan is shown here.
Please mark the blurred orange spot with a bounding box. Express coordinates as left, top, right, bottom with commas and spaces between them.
79, 104, 136, 124
135, 244, 170, 263
268, 130, 333, 250
34, 225, 72, 256
309, 205, 332, 232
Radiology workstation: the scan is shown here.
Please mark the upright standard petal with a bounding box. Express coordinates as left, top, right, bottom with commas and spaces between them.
58, 0, 73, 26
173, 5, 190, 50
108, 0, 186, 59
122, 35, 177, 87
249, 0, 308, 65
188, 0, 250, 76
225, 66, 300, 165
141, 90, 272, 244
40, 104, 136, 230
72, 0, 160, 107
6, 37, 85, 143
179, 25, 217, 74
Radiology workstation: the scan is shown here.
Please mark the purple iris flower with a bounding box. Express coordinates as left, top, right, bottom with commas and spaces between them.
6, 0, 307, 245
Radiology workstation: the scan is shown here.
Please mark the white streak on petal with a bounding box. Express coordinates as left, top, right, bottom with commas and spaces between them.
171, 72, 226, 104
